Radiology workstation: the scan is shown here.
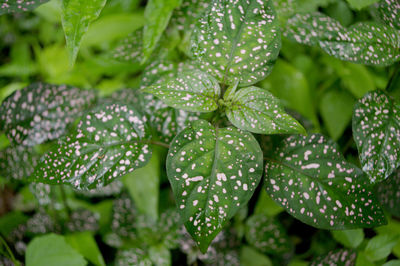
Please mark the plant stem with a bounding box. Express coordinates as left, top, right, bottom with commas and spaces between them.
149, 140, 170, 149
0, 234, 18, 265
59, 186, 71, 219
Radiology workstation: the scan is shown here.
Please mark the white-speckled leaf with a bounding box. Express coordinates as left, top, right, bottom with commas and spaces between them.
311, 249, 357, 266
245, 214, 292, 255
379, 0, 400, 30
352, 90, 400, 182
0, 83, 96, 146
225, 86, 305, 135
143, 69, 220, 113
285, 12, 400, 66
191, 0, 281, 86
66, 209, 99, 233
167, 119, 263, 252
265, 134, 386, 229
31, 103, 152, 190
115, 248, 152, 266
0, 0, 49, 15
375, 169, 400, 216
112, 29, 144, 64
0, 145, 39, 180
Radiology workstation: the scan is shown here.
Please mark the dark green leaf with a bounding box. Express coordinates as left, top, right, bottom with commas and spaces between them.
0, 0, 49, 15
76, 180, 123, 198
379, 0, 400, 30
26, 234, 87, 266
224, 86, 305, 135
352, 90, 400, 182
167, 119, 263, 252
265, 134, 386, 229
62, 0, 107, 65
0, 145, 39, 180
191, 0, 281, 86
331, 229, 364, 249
364, 234, 399, 261
0, 83, 96, 146
144, 69, 220, 112
32, 103, 152, 190
311, 249, 357, 266
375, 169, 400, 216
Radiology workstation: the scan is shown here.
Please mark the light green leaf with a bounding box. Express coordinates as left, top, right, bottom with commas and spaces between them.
0, 0, 49, 15
254, 190, 284, 217
143, 69, 220, 112
365, 234, 399, 262
26, 234, 87, 266
356, 251, 375, 266
346, 0, 378, 10
265, 134, 387, 229
224, 86, 305, 135
379, 0, 400, 30
352, 90, 400, 182
61, 0, 107, 65
191, 0, 281, 86
240, 245, 272, 266
331, 229, 364, 249
167, 119, 263, 252
383, 260, 400, 266
32, 103, 152, 190
311, 249, 357, 266
65, 232, 105, 266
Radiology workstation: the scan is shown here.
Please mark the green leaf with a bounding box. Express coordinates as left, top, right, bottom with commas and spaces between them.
365, 234, 399, 262
148, 245, 171, 266
167, 119, 263, 252
245, 214, 292, 255
61, 0, 107, 65
0, 212, 28, 237
311, 249, 357, 266
379, 0, 400, 30
115, 248, 152, 266
65, 232, 105, 266
142, 0, 181, 63
224, 86, 306, 135
26, 234, 87, 266
331, 229, 364, 249
66, 209, 99, 233
375, 169, 400, 216
0, 0, 49, 15
191, 0, 281, 86
143, 69, 220, 112
346, 0, 378, 10
32, 103, 152, 190
254, 190, 284, 217
0, 83, 96, 146
240, 245, 273, 266
265, 134, 387, 229
352, 90, 400, 182
112, 28, 144, 64
0, 145, 39, 180
383, 260, 400, 266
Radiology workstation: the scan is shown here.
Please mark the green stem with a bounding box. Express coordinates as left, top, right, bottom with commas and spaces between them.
149, 140, 170, 149
0, 235, 18, 265
59, 186, 71, 219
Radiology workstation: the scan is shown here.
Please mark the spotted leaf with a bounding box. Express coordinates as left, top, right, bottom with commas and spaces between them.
224, 86, 305, 135
0, 83, 96, 146
352, 90, 400, 182
379, 0, 400, 30
112, 28, 144, 64
143, 69, 221, 113
0, 0, 49, 15
311, 249, 357, 266
285, 12, 400, 66
375, 169, 400, 217
245, 214, 292, 255
167, 119, 263, 252
31, 103, 152, 190
0, 145, 39, 180
191, 0, 281, 86
115, 248, 152, 266
265, 134, 386, 229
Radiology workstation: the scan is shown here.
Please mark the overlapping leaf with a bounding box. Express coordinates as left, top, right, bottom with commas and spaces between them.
191, 0, 281, 86
379, 0, 400, 30
144, 69, 220, 112
0, 0, 49, 15
167, 119, 263, 252
0, 83, 96, 146
224, 86, 305, 135
31, 103, 152, 190
375, 169, 400, 216
265, 134, 386, 229
0, 145, 39, 180
352, 90, 400, 182
311, 249, 357, 266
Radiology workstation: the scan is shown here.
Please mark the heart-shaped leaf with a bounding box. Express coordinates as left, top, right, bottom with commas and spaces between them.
224, 86, 305, 135
0, 83, 96, 146
311, 249, 357, 266
167, 119, 263, 252
375, 169, 400, 216
143, 69, 221, 112
379, 0, 400, 30
0, 145, 39, 180
191, 0, 281, 86
31, 103, 152, 190
0, 0, 49, 15
352, 90, 400, 182
265, 134, 386, 229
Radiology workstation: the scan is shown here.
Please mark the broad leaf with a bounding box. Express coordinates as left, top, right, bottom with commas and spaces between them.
0, 0, 49, 15
0, 145, 39, 180
265, 134, 386, 229
0, 83, 96, 146
245, 214, 292, 255
167, 119, 263, 252
32, 103, 152, 190
62, 0, 107, 65
375, 169, 400, 216
311, 249, 356, 266
224, 86, 305, 135
379, 0, 400, 30
365, 234, 399, 261
191, 0, 281, 86
352, 90, 400, 182
331, 229, 364, 249
65, 232, 105, 266
144, 69, 220, 112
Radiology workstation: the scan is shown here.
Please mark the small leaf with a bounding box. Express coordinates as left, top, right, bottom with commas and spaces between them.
32, 103, 152, 190
62, 0, 107, 65
352, 90, 400, 182
265, 134, 386, 229
167, 119, 263, 252
143, 69, 220, 112
311, 249, 357, 266
379, 0, 400, 30
0, 0, 49, 15
191, 0, 281, 86
245, 214, 292, 255
224, 86, 305, 135
331, 229, 364, 249
375, 169, 400, 216
0, 83, 96, 146
364, 234, 399, 262
0, 145, 39, 180
346, 0, 378, 10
